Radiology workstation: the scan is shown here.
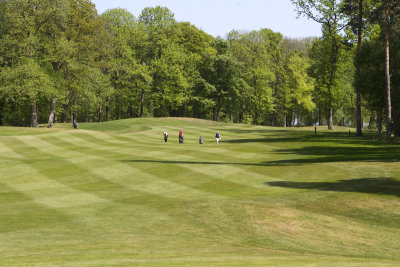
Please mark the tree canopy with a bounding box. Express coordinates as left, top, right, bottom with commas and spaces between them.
0, 0, 399, 138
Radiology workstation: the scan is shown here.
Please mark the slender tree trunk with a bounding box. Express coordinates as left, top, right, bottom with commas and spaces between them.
85, 110, 89, 122
292, 111, 296, 127
140, 88, 145, 117
377, 109, 383, 135
212, 107, 216, 121
384, 0, 392, 139
229, 102, 233, 123
105, 97, 109, 120
98, 98, 103, 123
328, 105, 334, 130
318, 108, 322, 126
283, 113, 287, 128
239, 104, 244, 123
115, 95, 120, 120
368, 116, 374, 128
47, 95, 57, 127
30, 101, 39, 128
71, 112, 76, 123
63, 89, 70, 123
355, 0, 363, 136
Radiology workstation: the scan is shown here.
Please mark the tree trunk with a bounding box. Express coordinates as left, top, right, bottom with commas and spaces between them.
115, 95, 121, 120
105, 97, 110, 120
384, 0, 392, 139
30, 101, 39, 128
355, 0, 363, 137
239, 104, 244, 123
47, 95, 57, 127
229, 102, 233, 123
328, 105, 334, 130
283, 113, 287, 128
368, 116, 374, 129
271, 112, 276, 126
377, 109, 383, 135
98, 98, 103, 123
63, 89, 70, 123
318, 108, 322, 126
212, 107, 216, 121
140, 88, 145, 117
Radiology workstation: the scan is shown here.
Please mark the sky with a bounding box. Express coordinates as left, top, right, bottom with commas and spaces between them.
91, 0, 321, 39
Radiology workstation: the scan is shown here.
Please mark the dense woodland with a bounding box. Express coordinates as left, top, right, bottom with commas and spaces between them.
0, 0, 399, 138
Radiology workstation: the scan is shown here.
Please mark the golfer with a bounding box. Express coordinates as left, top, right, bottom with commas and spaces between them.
163, 132, 168, 142
215, 131, 221, 144
179, 130, 183, 143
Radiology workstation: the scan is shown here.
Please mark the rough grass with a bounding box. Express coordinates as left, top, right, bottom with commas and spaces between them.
0, 118, 399, 266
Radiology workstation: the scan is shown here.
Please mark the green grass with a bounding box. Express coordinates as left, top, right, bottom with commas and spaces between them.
0, 118, 399, 266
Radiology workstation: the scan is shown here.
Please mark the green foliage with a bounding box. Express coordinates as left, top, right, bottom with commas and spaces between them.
0, 0, 377, 129
228, 29, 282, 124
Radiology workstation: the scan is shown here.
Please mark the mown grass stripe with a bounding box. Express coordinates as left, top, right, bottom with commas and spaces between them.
24, 135, 226, 201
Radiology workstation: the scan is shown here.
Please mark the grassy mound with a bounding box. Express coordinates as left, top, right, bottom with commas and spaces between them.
0, 118, 399, 266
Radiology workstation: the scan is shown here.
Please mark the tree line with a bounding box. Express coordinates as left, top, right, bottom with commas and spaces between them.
0, 0, 399, 138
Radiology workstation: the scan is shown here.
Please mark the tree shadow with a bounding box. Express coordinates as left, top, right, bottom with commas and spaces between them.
222, 129, 396, 147
122, 143, 400, 167
267, 177, 400, 197
262, 145, 400, 165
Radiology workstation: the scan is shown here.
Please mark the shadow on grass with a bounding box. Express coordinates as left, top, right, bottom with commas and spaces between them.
267, 177, 400, 197
222, 129, 398, 147
263, 145, 400, 165
123, 144, 400, 167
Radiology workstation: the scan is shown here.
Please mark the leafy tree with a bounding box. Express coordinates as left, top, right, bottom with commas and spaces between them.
0, 0, 67, 126
292, 0, 347, 129
341, 0, 378, 136
0, 59, 54, 126
228, 29, 280, 124
357, 38, 385, 133
282, 53, 315, 127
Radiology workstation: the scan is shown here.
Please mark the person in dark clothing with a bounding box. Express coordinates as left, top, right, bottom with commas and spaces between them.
73, 120, 78, 129
163, 132, 168, 142
215, 131, 220, 144
199, 136, 203, 144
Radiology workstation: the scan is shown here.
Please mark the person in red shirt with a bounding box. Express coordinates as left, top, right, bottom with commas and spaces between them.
179, 130, 183, 143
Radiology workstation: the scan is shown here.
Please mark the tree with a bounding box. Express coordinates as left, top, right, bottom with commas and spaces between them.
283, 53, 316, 127
0, 59, 54, 127
357, 38, 385, 133
383, 0, 391, 139
342, 0, 377, 136
292, 0, 347, 129
228, 29, 280, 124
0, 0, 68, 127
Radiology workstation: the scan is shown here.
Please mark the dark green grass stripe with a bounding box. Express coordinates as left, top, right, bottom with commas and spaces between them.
16, 135, 219, 200
3, 137, 189, 213
0, 181, 72, 233
140, 163, 271, 198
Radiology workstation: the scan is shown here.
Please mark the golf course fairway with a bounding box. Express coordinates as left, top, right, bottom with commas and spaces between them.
0, 118, 399, 266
